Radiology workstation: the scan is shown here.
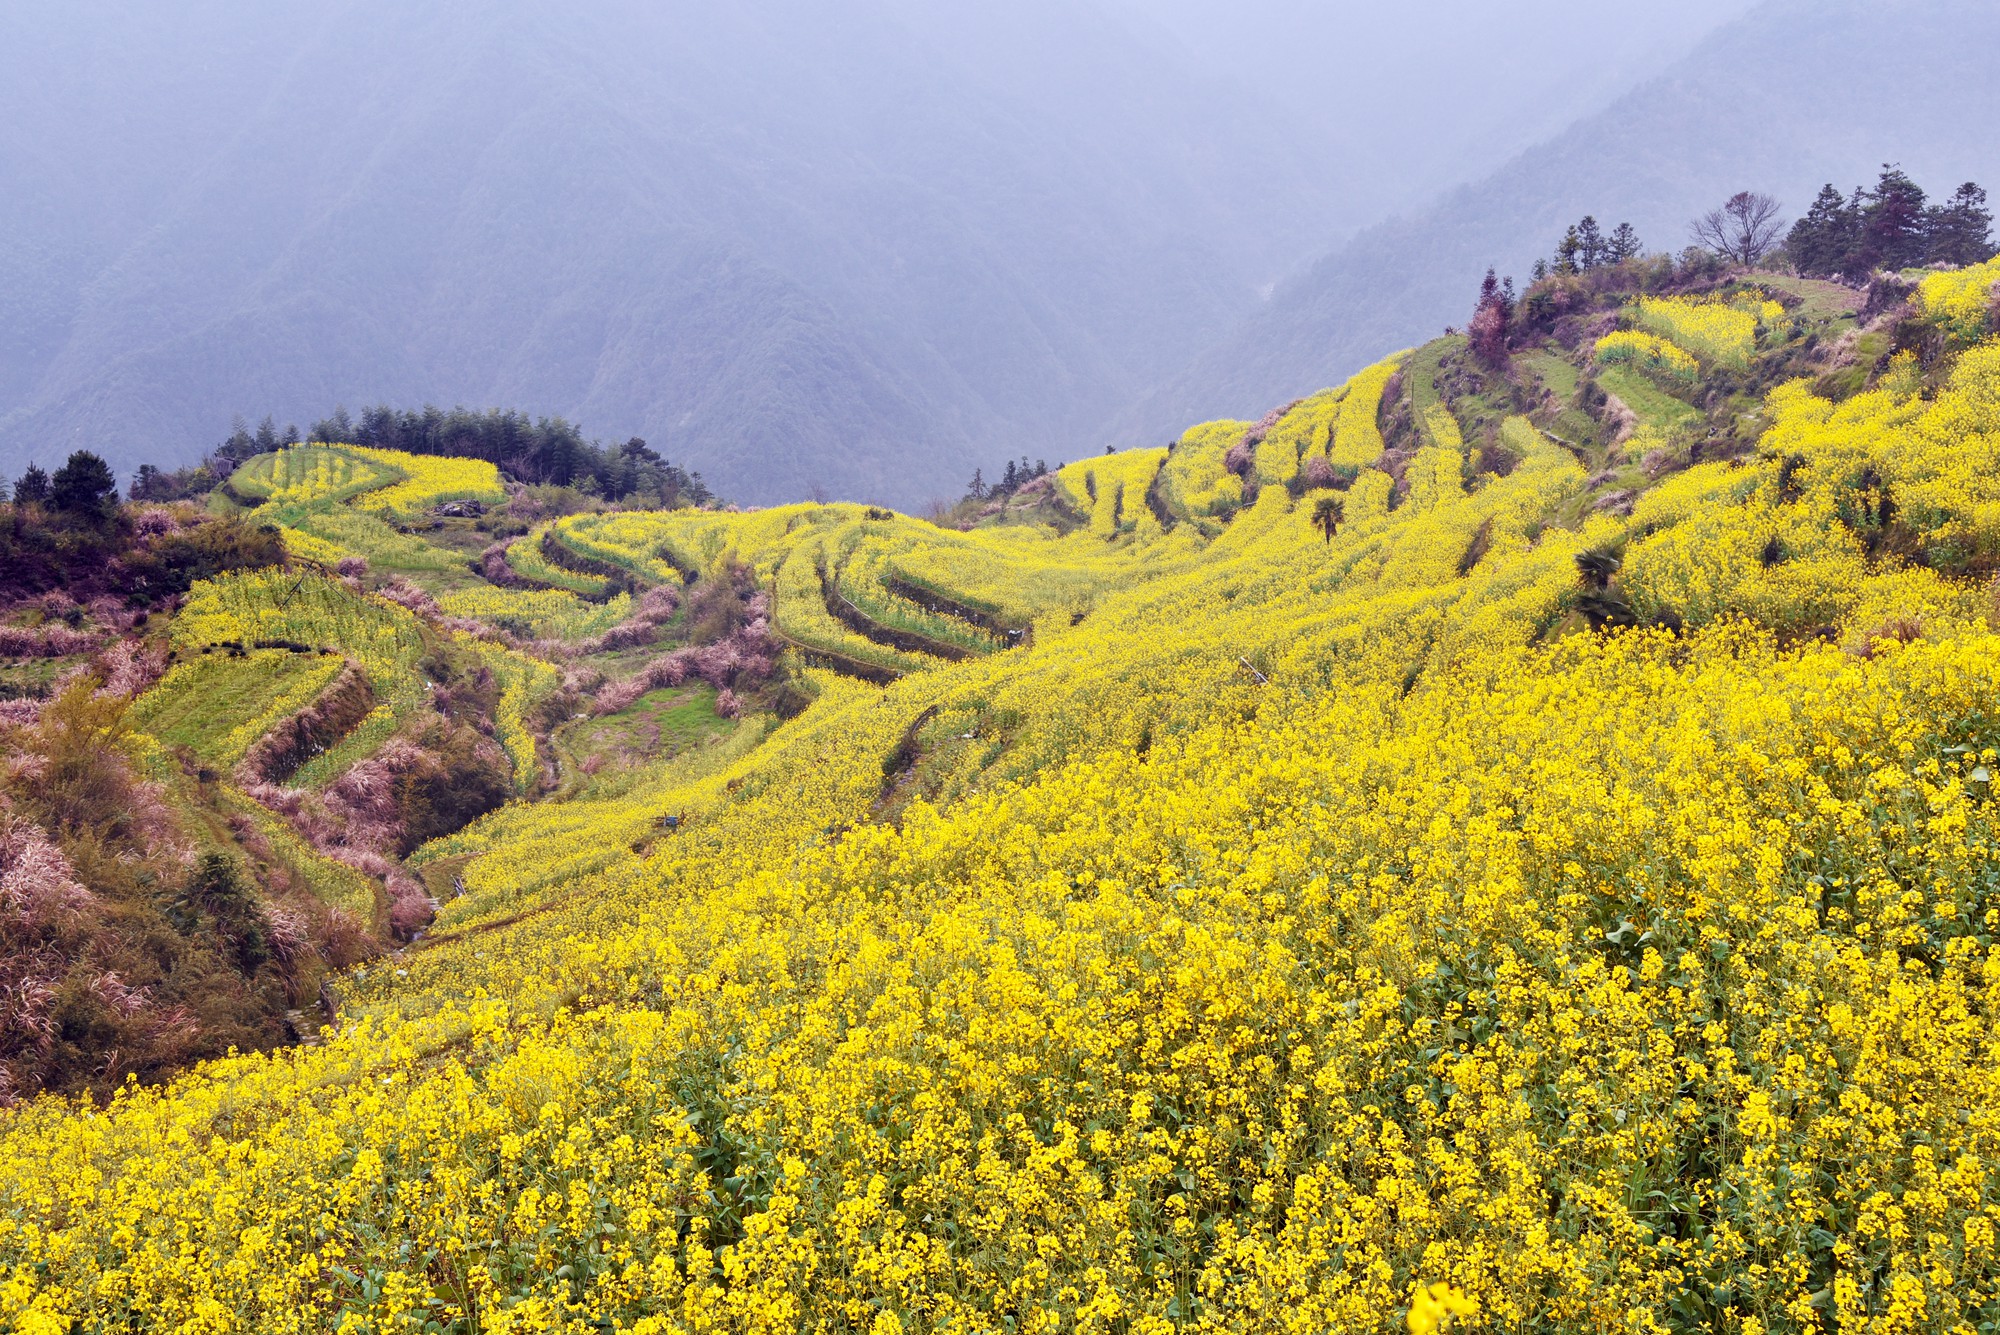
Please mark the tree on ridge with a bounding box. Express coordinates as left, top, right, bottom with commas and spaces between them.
1691, 191, 1786, 266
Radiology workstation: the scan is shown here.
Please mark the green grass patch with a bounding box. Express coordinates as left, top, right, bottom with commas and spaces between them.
1519, 349, 1581, 400
1595, 367, 1702, 434
290, 703, 402, 790
837, 574, 1002, 655
1404, 337, 1461, 423
1756, 275, 1862, 326
416, 852, 479, 908
172, 570, 434, 789
132, 650, 344, 769
0, 657, 89, 701
218, 788, 378, 922
1816, 329, 1894, 401
555, 685, 735, 793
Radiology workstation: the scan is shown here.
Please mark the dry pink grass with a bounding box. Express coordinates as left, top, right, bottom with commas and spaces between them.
0, 625, 100, 658
591, 592, 776, 716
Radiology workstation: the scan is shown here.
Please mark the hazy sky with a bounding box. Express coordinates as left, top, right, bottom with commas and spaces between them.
0, 0, 1797, 501
1121, 0, 1765, 211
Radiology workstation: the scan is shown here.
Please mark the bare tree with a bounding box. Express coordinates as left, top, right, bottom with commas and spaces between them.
1690, 192, 1786, 266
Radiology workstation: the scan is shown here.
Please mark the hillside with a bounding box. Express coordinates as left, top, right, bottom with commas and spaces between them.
1122, 0, 2000, 445
2, 254, 1998, 1327
0, 0, 1352, 509
0, 440, 797, 1098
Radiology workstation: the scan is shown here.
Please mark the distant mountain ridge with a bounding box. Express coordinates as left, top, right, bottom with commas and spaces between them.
1118, 0, 2000, 444
10, 0, 1996, 506
0, 0, 1346, 507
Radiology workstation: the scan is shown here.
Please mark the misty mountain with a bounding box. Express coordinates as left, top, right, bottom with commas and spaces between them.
1, 0, 1354, 507
1122, 0, 2000, 441
1119, 0, 1761, 219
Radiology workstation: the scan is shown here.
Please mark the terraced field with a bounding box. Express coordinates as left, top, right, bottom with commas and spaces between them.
9, 260, 2000, 1332
231, 444, 503, 580
130, 649, 345, 768
227, 444, 401, 505
504, 526, 615, 596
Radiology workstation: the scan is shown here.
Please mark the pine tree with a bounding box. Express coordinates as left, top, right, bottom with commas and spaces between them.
1531, 258, 1549, 283
358, 406, 396, 449
1001, 460, 1019, 492
1607, 223, 1643, 263
1926, 182, 1995, 267
1554, 226, 1582, 276
967, 468, 987, 501
311, 406, 355, 444
1577, 217, 1607, 270
1469, 267, 1513, 366
1785, 185, 1857, 278
1861, 164, 1930, 272
219, 415, 258, 463
11, 463, 50, 506
49, 451, 118, 518
254, 416, 279, 453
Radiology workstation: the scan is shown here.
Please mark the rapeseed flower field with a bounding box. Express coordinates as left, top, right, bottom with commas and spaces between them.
223, 442, 503, 571
228, 445, 404, 507
1632, 297, 1764, 368
440, 588, 634, 643
345, 446, 506, 520
1594, 331, 1700, 383
1920, 258, 2000, 346
5, 312, 2000, 1333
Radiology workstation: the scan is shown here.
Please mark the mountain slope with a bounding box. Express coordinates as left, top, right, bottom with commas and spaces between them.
1119, 0, 2000, 443
5, 258, 2000, 1325
0, 0, 1349, 507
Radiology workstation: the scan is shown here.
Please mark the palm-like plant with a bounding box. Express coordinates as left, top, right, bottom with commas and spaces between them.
1311, 495, 1344, 544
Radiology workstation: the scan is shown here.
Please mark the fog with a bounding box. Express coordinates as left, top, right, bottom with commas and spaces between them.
1126, 0, 1762, 210
0, 0, 1970, 505
1124, 0, 2000, 441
